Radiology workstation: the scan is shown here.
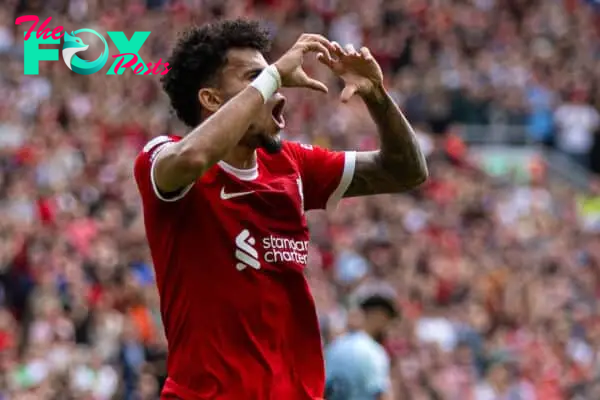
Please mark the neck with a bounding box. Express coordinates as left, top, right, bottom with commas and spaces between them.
222, 146, 257, 170
491, 380, 507, 392
363, 325, 381, 342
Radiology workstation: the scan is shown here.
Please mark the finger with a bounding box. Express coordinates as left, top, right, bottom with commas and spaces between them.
303, 42, 332, 63
303, 77, 329, 93
331, 41, 345, 57
294, 68, 328, 93
360, 46, 373, 60
344, 43, 357, 56
340, 84, 358, 102
316, 52, 335, 68
301, 33, 336, 52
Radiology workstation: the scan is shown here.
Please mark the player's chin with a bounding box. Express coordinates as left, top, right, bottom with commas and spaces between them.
259, 132, 282, 154
259, 114, 284, 154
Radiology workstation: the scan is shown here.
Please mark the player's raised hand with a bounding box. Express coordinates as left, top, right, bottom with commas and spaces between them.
318, 43, 384, 103
273, 34, 336, 93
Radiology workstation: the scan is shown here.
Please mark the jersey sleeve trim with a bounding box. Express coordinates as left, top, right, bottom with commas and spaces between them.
150, 143, 194, 202
326, 151, 356, 212
143, 135, 171, 153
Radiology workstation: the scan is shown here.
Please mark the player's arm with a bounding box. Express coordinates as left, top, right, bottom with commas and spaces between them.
154, 88, 266, 193
318, 43, 428, 198
154, 34, 335, 194
344, 86, 427, 198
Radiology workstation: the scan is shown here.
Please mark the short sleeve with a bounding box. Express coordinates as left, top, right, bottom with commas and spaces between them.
362, 347, 391, 396
290, 142, 356, 212
134, 135, 193, 203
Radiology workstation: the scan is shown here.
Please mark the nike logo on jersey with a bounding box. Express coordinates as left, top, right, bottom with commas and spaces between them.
220, 187, 254, 200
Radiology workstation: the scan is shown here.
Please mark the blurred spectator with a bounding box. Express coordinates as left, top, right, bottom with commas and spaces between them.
554, 90, 600, 168
325, 295, 399, 399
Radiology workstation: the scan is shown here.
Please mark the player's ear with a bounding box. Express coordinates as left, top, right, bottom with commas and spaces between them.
198, 88, 223, 113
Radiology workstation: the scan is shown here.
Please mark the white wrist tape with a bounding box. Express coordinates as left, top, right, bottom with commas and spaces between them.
250, 65, 281, 103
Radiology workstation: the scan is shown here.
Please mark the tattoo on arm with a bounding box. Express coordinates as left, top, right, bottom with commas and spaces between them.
344, 151, 400, 198
344, 86, 428, 198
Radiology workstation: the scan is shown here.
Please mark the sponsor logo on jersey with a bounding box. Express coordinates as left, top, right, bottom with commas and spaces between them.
235, 230, 309, 270
235, 229, 260, 271
262, 235, 309, 265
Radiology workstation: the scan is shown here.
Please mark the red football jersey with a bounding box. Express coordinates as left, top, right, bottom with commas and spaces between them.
134, 135, 356, 400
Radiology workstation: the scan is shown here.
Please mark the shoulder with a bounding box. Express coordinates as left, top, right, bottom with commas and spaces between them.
139, 135, 182, 159
369, 341, 390, 364
281, 140, 339, 160
329, 332, 376, 354
281, 140, 328, 157
135, 134, 181, 175
282, 140, 315, 152
257, 140, 317, 171
276, 140, 314, 162
340, 334, 389, 375
135, 134, 182, 169
279, 140, 351, 171
351, 334, 389, 364
134, 134, 190, 202
279, 139, 310, 150
325, 333, 355, 358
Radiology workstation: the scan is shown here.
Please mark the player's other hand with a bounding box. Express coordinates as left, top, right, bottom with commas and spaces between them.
273, 34, 336, 93
318, 43, 384, 103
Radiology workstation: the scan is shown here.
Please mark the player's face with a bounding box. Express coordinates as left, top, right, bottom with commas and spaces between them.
366, 309, 393, 343
219, 48, 286, 154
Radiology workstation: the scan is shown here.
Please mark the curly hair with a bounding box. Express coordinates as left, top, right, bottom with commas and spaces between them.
162, 19, 271, 128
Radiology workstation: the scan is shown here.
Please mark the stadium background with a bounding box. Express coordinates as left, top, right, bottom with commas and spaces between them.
1, 0, 600, 398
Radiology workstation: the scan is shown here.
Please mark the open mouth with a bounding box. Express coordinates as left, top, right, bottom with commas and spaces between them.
271, 98, 286, 130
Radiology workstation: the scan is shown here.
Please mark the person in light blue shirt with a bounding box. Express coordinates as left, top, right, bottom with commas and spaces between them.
325, 294, 399, 400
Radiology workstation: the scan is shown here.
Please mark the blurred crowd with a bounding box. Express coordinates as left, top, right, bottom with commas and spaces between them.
0, 0, 600, 399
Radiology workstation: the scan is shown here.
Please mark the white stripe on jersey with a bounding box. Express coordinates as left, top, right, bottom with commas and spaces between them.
143, 135, 172, 153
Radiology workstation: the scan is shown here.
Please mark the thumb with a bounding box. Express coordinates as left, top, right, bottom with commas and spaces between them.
303, 77, 329, 94
340, 83, 358, 103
